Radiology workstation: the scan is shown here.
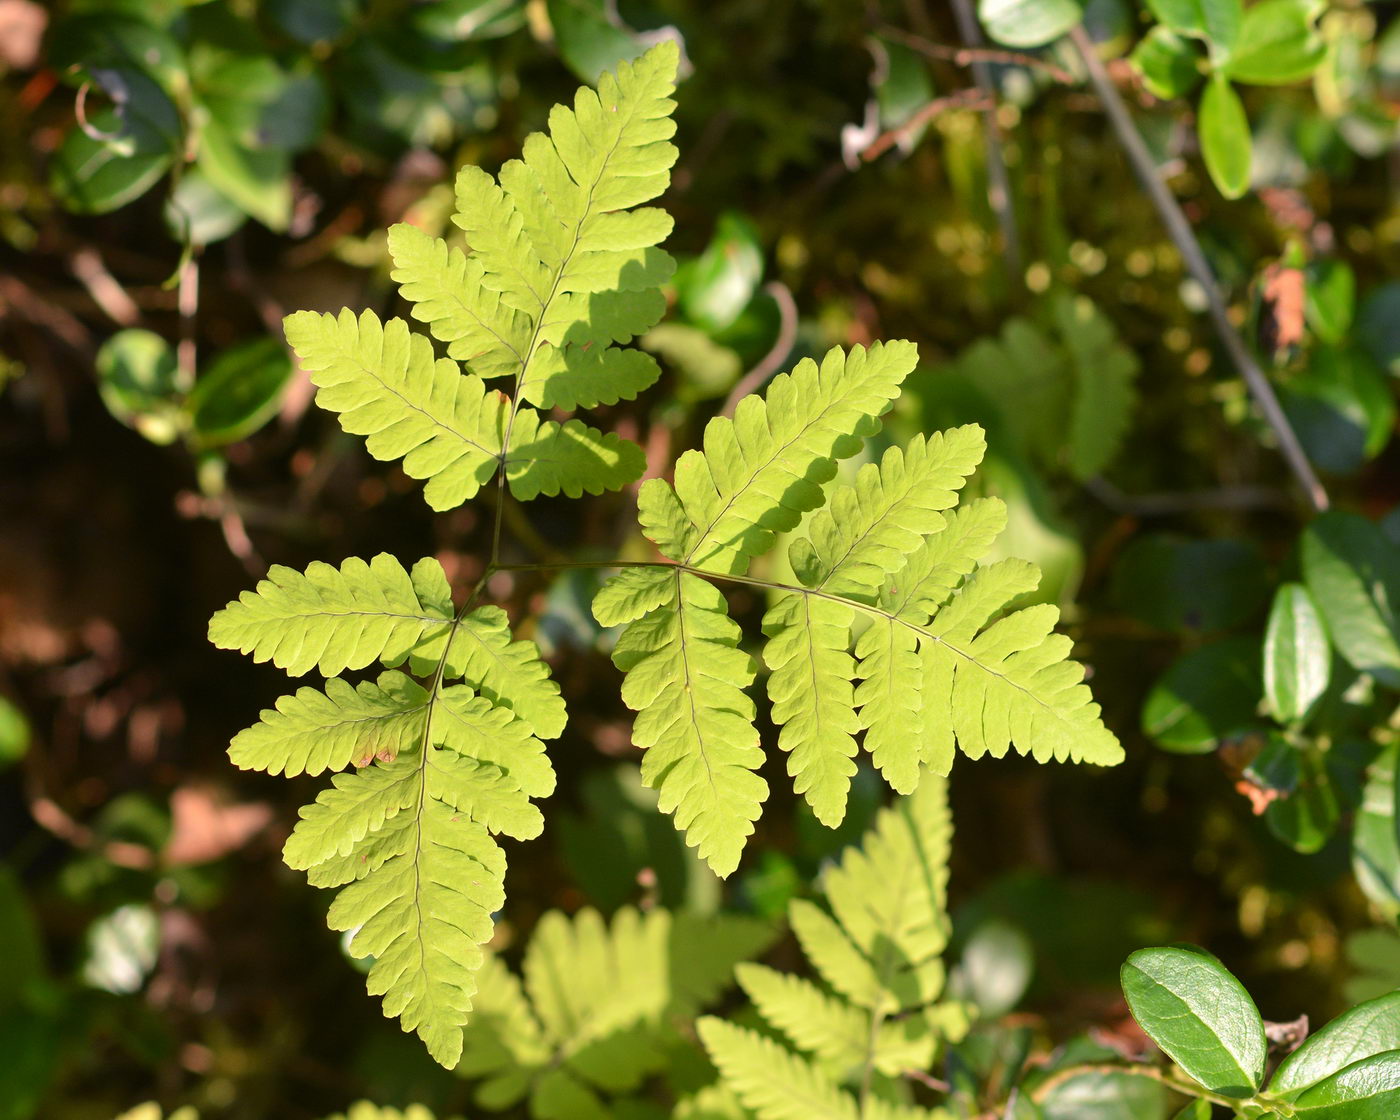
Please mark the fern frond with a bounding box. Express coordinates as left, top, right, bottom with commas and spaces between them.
610, 569, 766, 876
284, 309, 507, 511
505, 412, 646, 499
459, 905, 770, 1111
519, 342, 662, 410
697, 1018, 859, 1120
1054, 291, 1139, 481
881, 499, 1007, 621
734, 963, 868, 1072
649, 341, 918, 574
853, 619, 923, 793
228, 671, 428, 777
208, 554, 453, 677
791, 427, 985, 598
386, 223, 531, 379
762, 594, 859, 827
592, 565, 677, 627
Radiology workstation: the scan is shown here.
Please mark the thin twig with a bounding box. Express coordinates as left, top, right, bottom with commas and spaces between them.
175, 252, 198, 394
946, 0, 1024, 280
876, 23, 1076, 85
860, 88, 992, 162
1067, 25, 1328, 513
721, 281, 799, 417
68, 247, 141, 326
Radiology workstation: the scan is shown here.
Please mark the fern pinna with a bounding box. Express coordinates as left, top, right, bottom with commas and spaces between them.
209, 42, 1122, 1067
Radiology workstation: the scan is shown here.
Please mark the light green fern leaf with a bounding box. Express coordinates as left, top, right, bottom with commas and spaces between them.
610, 569, 766, 876
734, 963, 869, 1071
284, 309, 508, 511
385, 222, 531, 379
881, 499, 1007, 621
1054, 291, 1140, 481
650, 341, 918, 574
788, 898, 887, 1012
852, 618, 923, 793
762, 594, 859, 827
519, 343, 661, 410
908, 559, 1122, 772
207, 553, 453, 677
791, 427, 986, 598
592, 566, 677, 627
697, 1018, 859, 1120
228, 671, 428, 776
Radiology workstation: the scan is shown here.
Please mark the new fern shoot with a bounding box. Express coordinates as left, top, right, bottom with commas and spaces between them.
208, 42, 1123, 1068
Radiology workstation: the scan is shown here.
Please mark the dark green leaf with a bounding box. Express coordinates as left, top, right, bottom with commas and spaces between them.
1113, 535, 1267, 633
1357, 282, 1400, 377
1344, 930, 1400, 1005
1146, 0, 1243, 55
412, 0, 527, 41
1220, 0, 1324, 85
1199, 75, 1252, 199
1281, 347, 1395, 476
1171, 1101, 1213, 1120
1120, 945, 1266, 1097
1130, 26, 1205, 99
47, 12, 187, 93
1307, 259, 1356, 344
1293, 1051, 1400, 1117
1264, 747, 1339, 854
195, 114, 292, 230
1038, 1068, 1166, 1120
186, 337, 294, 447
164, 169, 246, 246
269, 0, 357, 44
547, 0, 649, 85
1142, 637, 1263, 752
1302, 512, 1400, 689
95, 329, 185, 445
1271, 993, 1400, 1097
978, 0, 1084, 48
1353, 747, 1400, 921
1263, 582, 1330, 724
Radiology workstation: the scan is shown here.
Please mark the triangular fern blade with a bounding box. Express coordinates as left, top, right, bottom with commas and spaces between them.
520, 342, 661, 410
853, 618, 923, 794
284, 309, 507, 510
822, 771, 951, 1013
386, 223, 532, 378
612, 570, 766, 876
697, 1018, 860, 1120
229, 671, 429, 777
506, 413, 646, 499
208, 553, 454, 677
423, 605, 567, 741
762, 593, 859, 826
670, 340, 918, 574
793, 426, 986, 598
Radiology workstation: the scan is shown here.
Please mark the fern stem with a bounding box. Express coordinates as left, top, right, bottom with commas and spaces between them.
1066, 23, 1328, 514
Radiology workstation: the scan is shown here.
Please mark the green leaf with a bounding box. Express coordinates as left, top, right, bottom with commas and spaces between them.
186, 336, 293, 446
164, 169, 247, 246
195, 114, 292, 231
1199, 75, 1252, 199
1281, 346, 1395, 476
1292, 1051, 1400, 1117
284, 308, 507, 511
609, 569, 764, 876
734, 964, 869, 1072
1302, 511, 1400, 689
1263, 583, 1330, 724
697, 1018, 859, 1120
95, 328, 184, 445
978, 0, 1084, 49
1120, 945, 1266, 1097
1353, 747, 1400, 920
1142, 637, 1262, 753
0, 696, 30, 771
1112, 535, 1267, 634
1037, 1068, 1167, 1120
546, 0, 649, 86
1307, 260, 1356, 345
1264, 747, 1339, 854
1219, 0, 1324, 85
208, 553, 455, 677
1130, 26, 1205, 99
505, 413, 646, 499
1270, 993, 1400, 1097
436, 605, 568, 741
676, 212, 765, 333
1146, 0, 1243, 55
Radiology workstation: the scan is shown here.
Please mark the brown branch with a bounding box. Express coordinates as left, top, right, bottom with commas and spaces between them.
721, 281, 799, 417
860, 88, 993, 162
875, 23, 1077, 85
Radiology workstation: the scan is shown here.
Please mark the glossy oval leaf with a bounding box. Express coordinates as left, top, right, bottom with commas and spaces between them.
1147, 0, 1243, 55
195, 114, 293, 231
1293, 1051, 1400, 1118
1199, 75, 1252, 199
1307, 259, 1356, 345
1220, 0, 1324, 86
1130, 26, 1205, 100
95, 329, 185, 445
1263, 583, 1330, 724
186, 337, 294, 447
978, 0, 1084, 49
1113, 535, 1266, 634
676, 212, 764, 334
1353, 747, 1400, 921
1281, 347, 1396, 476
1270, 993, 1400, 1097
1142, 637, 1263, 753
1265, 748, 1339, 854
1121, 945, 1266, 1097
1302, 512, 1400, 689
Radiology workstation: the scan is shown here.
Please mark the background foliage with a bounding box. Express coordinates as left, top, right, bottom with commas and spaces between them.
4, 0, 1400, 1115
